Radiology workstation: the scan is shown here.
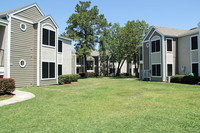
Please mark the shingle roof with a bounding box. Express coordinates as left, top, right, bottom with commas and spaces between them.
154, 26, 187, 37
0, 3, 35, 16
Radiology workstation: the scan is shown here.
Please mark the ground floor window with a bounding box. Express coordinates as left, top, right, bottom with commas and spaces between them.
167, 64, 172, 76
110, 68, 115, 74
58, 64, 62, 76
192, 63, 198, 76
152, 64, 161, 76
42, 62, 55, 79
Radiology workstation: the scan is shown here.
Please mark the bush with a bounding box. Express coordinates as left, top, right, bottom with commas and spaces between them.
71, 74, 79, 82
58, 74, 79, 85
79, 72, 85, 78
120, 73, 129, 77
171, 75, 200, 84
0, 78, 16, 94
87, 72, 98, 77
182, 76, 200, 84
170, 75, 185, 83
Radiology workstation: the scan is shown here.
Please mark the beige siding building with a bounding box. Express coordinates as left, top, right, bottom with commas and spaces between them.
139, 25, 200, 82
0, 3, 72, 87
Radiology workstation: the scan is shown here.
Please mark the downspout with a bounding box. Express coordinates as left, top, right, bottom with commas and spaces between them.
7, 15, 11, 78
198, 22, 200, 76
37, 23, 40, 86
162, 35, 165, 81
56, 28, 59, 84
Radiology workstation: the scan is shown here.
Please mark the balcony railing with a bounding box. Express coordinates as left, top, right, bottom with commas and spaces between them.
0, 49, 4, 67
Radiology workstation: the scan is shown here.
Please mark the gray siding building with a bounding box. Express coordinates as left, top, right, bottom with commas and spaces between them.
0, 3, 72, 87
139, 25, 200, 81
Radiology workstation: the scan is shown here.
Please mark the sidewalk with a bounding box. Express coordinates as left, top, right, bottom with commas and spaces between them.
0, 90, 35, 107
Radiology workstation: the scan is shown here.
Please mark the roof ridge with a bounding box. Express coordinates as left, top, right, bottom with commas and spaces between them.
0, 3, 36, 16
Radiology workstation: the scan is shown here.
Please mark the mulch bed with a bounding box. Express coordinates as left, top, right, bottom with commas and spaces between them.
0, 93, 15, 99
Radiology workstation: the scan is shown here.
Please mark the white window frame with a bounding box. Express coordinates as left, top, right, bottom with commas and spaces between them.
151, 63, 162, 77
167, 64, 173, 76
151, 39, 161, 54
42, 24, 56, 49
41, 61, 56, 80
190, 35, 198, 51
166, 38, 173, 53
20, 23, 27, 31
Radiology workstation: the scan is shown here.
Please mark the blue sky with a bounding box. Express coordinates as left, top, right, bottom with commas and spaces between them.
1, 0, 200, 35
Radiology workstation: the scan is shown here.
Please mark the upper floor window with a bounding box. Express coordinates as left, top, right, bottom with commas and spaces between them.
58, 40, 62, 52
42, 28, 55, 46
152, 40, 160, 53
167, 39, 172, 52
191, 36, 198, 50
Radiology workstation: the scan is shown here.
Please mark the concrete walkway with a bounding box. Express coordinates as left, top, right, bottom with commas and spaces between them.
0, 90, 35, 107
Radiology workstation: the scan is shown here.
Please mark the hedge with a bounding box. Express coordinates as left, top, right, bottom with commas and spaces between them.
0, 78, 16, 94
58, 74, 79, 85
170, 75, 200, 84
87, 72, 98, 77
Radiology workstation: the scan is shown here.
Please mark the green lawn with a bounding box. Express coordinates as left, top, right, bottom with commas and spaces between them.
1, 77, 200, 132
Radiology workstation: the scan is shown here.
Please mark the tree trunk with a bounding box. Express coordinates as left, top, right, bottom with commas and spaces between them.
84, 54, 88, 78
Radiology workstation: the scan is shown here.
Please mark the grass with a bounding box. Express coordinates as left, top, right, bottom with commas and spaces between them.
1, 77, 200, 132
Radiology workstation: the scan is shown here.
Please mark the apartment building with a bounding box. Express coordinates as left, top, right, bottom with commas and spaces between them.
0, 3, 72, 86
139, 24, 200, 81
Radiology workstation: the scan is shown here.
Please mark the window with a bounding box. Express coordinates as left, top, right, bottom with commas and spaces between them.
191, 36, 198, 50
42, 62, 55, 79
87, 61, 93, 70
152, 40, 160, 53
152, 64, 161, 76
58, 65, 62, 76
19, 59, 26, 68
192, 63, 198, 76
42, 28, 55, 46
58, 40, 62, 52
167, 64, 172, 76
20, 23, 27, 31
167, 39, 172, 52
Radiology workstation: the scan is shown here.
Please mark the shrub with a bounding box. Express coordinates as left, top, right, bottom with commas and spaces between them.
79, 72, 86, 78
0, 78, 16, 94
71, 74, 79, 82
58, 74, 79, 85
182, 76, 200, 84
58, 75, 72, 84
170, 75, 185, 83
87, 72, 98, 77
171, 75, 200, 84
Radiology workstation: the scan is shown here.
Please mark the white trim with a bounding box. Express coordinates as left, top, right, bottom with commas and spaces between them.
19, 59, 26, 68
41, 61, 56, 80
142, 40, 149, 43
12, 16, 33, 24
7, 16, 11, 78
190, 34, 199, 74
35, 15, 58, 29
9, 3, 44, 16
37, 23, 40, 86
191, 62, 199, 76
56, 28, 59, 84
143, 26, 154, 41
198, 24, 200, 76
0, 19, 8, 25
20, 23, 27, 31
58, 36, 72, 42
162, 35, 165, 81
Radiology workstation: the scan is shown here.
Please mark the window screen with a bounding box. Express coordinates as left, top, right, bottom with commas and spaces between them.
42, 62, 48, 78
192, 63, 198, 76
156, 40, 160, 52
167, 64, 172, 76
58, 65, 62, 76
43, 28, 49, 45
58, 40, 62, 52
50, 31, 55, 46
191, 36, 198, 50
167, 39, 172, 51
50, 63, 55, 78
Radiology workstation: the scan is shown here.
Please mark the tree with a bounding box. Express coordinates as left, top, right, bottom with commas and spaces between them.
121, 20, 149, 77
65, 1, 108, 77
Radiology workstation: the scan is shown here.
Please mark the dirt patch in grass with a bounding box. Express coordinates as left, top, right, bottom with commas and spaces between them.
0, 93, 14, 99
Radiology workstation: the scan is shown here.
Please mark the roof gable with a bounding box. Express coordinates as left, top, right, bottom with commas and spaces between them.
0, 3, 44, 17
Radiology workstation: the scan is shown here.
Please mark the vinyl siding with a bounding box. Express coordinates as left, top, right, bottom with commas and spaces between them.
144, 28, 155, 41
62, 40, 72, 75
71, 54, 76, 74
178, 35, 191, 75
143, 42, 149, 70
15, 6, 43, 21
40, 18, 57, 85
10, 18, 37, 87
